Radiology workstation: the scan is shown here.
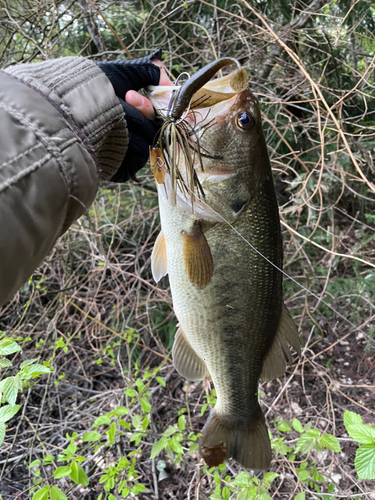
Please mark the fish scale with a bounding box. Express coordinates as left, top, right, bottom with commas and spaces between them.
150, 82, 301, 470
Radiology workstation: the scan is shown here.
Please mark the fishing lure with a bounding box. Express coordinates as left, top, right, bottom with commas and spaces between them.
151, 58, 247, 206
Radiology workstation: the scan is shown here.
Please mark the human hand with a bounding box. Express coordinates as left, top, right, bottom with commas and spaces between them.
125, 59, 172, 120
96, 50, 173, 182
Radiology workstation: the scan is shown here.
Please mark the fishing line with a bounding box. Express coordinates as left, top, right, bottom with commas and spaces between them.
153, 84, 369, 338
181, 183, 369, 338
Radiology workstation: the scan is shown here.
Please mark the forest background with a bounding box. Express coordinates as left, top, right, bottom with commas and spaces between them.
0, 0, 375, 499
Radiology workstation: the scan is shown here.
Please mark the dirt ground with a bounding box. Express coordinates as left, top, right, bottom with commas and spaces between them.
1, 208, 375, 499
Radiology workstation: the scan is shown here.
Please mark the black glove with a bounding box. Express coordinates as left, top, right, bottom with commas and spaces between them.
96, 49, 163, 182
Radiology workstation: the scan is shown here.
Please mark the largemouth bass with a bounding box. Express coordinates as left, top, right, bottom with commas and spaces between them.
148, 67, 300, 470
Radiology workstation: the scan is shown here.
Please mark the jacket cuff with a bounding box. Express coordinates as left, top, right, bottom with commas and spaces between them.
4, 57, 127, 180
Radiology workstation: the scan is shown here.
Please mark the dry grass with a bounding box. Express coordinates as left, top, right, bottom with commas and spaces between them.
1, 1, 375, 498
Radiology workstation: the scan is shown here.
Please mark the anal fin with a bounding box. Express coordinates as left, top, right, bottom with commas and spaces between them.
261, 303, 301, 381
172, 326, 207, 381
151, 231, 168, 283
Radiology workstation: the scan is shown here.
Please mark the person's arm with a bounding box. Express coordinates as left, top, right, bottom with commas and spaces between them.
0, 53, 169, 307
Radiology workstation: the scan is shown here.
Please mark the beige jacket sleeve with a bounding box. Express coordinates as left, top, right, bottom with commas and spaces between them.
0, 57, 128, 306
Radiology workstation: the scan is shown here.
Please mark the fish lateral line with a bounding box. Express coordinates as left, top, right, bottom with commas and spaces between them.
181, 183, 367, 338
150, 67, 365, 338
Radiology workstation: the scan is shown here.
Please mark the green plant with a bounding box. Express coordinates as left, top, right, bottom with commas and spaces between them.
30, 485, 67, 500
53, 433, 89, 486
29, 369, 159, 499
344, 410, 375, 480
98, 456, 146, 498
201, 389, 217, 415
150, 413, 200, 462
272, 418, 341, 495
207, 467, 279, 500
0, 337, 50, 445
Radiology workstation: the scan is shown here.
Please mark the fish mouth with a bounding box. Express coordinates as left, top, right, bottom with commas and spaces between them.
148, 68, 260, 207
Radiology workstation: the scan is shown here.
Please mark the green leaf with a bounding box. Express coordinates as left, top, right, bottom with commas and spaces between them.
320, 433, 341, 452
169, 437, 183, 454
346, 424, 375, 445
296, 434, 316, 454
22, 364, 50, 378
42, 455, 54, 464
121, 486, 130, 498
307, 429, 320, 438
0, 404, 20, 422
278, 420, 291, 432
263, 472, 279, 486
20, 358, 39, 368
29, 460, 41, 468
233, 470, 251, 487
292, 419, 304, 433
70, 461, 89, 486
50, 486, 68, 500
142, 414, 150, 430
163, 426, 177, 437
94, 415, 111, 427
135, 379, 145, 391
132, 415, 142, 429
112, 406, 128, 417
0, 359, 12, 369
297, 469, 310, 482
125, 388, 137, 397
222, 486, 230, 500
54, 466, 72, 479
31, 485, 49, 500
344, 410, 363, 428
140, 397, 151, 413
0, 339, 22, 356
118, 419, 131, 430
150, 437, 168, 459
294, 493, 305, 500
237, 490, 254, 500
156, 376, 165, 387
0, 422, 6, 446
355, 444, 375, 480
106, 423, 116, 444
0, 377, 19, 406
209, 486, 222, 500
134, 484, 147, 493
178, 415, 186, 431
259, 494, 272, 500
82, 431, 101, 442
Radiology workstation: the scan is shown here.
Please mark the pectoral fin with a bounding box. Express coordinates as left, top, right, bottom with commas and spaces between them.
151, 231, 168, 283
261, 303, 301, 381
172, 326, 207, 381
182, 221, 213, 290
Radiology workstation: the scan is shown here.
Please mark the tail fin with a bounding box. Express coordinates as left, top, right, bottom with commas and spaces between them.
199, 405, 271, 470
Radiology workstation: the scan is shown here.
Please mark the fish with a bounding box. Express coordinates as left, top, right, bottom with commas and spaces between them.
147, 65, 301, 470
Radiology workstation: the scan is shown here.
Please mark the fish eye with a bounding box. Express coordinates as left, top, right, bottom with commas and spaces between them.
236, 111, 254, 130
